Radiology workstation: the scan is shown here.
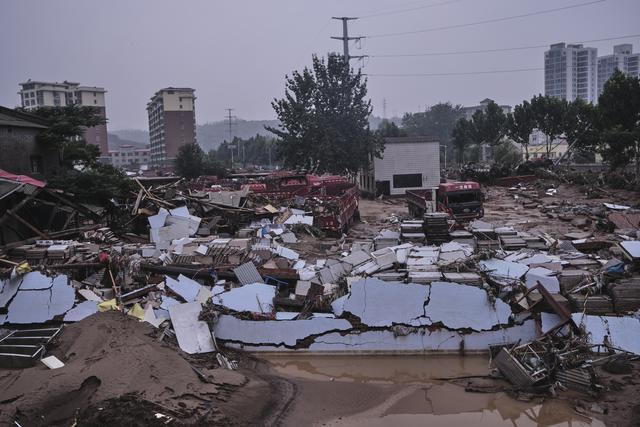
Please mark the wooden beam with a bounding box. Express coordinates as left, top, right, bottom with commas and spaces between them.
7, 210, 48, 238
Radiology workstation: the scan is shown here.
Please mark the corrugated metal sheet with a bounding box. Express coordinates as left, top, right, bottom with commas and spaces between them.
233, 261, 264, 286
557, 368, 595, 395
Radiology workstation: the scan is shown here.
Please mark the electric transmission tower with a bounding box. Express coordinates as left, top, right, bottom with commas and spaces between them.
225, 108, 237, 165
331, 17, 367, 62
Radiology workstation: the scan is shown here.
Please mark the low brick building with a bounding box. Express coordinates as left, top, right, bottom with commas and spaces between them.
0, 106, 60, 178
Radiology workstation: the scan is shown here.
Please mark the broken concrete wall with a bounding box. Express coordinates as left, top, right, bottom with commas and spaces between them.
572, 313, 640, 355
341, 278, 430, 327
225, 320, 537, 353
213, 315, 352, 348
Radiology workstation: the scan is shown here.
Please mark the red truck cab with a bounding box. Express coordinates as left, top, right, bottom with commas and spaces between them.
406, 181, 484, 222
437, 181, 484, 221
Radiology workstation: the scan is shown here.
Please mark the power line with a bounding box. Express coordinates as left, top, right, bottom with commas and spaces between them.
368, 33, 640, 58
360, 0, 467, 19
366, 61, 608, 77
366, 0, 606, 39
366, 67, 542, 77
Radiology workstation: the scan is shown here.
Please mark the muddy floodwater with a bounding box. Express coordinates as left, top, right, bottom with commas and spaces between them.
264, 355, 605, 427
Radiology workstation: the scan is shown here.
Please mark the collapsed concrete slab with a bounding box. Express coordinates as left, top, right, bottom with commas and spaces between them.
305, 320, 536, 352
572, 313, 640, 355
165, 274, 202, 302
525, 267, 560, 293
214, 315, 352, 347
6, 275, 75, 324
212, 283, 275, 313
479, 259, 529, 284
63, 301, 99, 322
424, 282, 512, 331
0, 275, 22, 310
341, 278, 430, 327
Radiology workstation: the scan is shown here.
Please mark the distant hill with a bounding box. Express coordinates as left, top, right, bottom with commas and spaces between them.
109, 120, 278, 152
109, 129, 149, 145
197, 119, 279, 152
107, 132, 148, 150
109, 116, 398, 152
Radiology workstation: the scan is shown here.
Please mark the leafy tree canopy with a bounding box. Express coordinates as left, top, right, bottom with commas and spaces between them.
401, 102, 463, 143
506, 100, 535, 160
175, 143, 228, 179
267, 54, 383, 175
469, 100, 507, 146
48, 164, 135, 206
376, 119, 407, 137
530, 95, 567, 157
451, 118, 475, 163
175, 143, 205, 179
23, 105, 107, 168
597, 71, 640, 175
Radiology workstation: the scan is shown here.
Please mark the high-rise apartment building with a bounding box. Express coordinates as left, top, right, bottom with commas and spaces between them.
544, 43, 598, 104
18, 80, 109, 156
146, 88, 197, 168
597, 44, 640, 97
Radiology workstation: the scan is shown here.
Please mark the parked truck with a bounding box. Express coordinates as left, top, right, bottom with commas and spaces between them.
244, 173, 360, 234
406, 181, 484, 222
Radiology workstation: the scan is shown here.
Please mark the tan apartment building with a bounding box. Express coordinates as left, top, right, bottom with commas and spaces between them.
18, 80, 109, 157
146, 88, 197, 168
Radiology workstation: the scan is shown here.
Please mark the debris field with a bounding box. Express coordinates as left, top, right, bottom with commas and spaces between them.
0, 172, 639, 425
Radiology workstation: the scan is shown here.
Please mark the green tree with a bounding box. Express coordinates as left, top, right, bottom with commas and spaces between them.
24, 105, 107, 168
597, 70, 640, 179
203, 150, 228, 177
451, 118, 474, 164
402, 103, 463, 140
267, 54, 383, 175
530, 95, 567, 158
562, 98, 598, 163
376, 119, 407, 137
48, 164, 135, 206
470, 100, 507, 147
402, 102, 462, 161
506, 100, 536, 161
175, 143, 205, 179
492, 142, 521, 168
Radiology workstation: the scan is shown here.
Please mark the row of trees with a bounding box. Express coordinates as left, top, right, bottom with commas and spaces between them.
213, 134, 277, 167
451, 71, 640, 177
174, 144, 227, 180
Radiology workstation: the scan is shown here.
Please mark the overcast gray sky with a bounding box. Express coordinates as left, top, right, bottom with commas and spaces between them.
1, 0, 639, 130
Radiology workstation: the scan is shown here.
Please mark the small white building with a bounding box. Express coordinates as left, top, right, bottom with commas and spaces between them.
359, 136, 440, 196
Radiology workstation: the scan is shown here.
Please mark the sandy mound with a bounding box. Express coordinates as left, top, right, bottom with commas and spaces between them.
0, 311, 229, 426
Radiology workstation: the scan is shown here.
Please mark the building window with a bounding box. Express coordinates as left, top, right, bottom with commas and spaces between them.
30, 156, 43, 174
392, 173, 422, 189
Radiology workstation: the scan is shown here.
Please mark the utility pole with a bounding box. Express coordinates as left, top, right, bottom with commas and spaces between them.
382, 98, 387, 119
225, 108, 236, 165
331, 17, 367, 62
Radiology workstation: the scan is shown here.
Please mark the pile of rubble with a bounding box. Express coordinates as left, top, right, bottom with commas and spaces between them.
1, 170, 640, 415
